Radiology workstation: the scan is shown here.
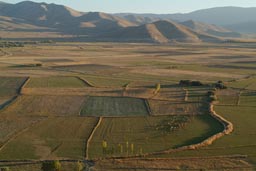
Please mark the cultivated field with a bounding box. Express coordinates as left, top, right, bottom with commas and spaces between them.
81, 96, 149, 117
0, 42, 255, 170
88, 115, 223, 159
0, 117, 98, 160
1, 95, 86, 116
25, 77, 89, 88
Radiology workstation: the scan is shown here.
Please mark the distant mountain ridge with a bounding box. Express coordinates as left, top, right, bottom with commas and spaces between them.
115, 7, 256, 34
0, 1, 254, 42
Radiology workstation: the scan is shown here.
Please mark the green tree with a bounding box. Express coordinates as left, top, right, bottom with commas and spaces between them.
74, 161, 84, 171
154, 83, 161, 94
41, 161, 61, 171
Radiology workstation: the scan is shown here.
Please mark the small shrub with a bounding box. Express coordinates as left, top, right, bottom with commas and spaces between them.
207, 90, 215, 96
41, 161, 61, 171
35, 63, 42, 67
215, 82, 227, 89
74, 161, 84, 171
0, 167, 10, 171
209, 95, 218, 102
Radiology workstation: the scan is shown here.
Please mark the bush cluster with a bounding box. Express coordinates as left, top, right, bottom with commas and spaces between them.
179, 80, 203, 86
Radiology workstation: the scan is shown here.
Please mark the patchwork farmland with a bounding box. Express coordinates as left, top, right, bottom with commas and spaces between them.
0, 42, 255, 170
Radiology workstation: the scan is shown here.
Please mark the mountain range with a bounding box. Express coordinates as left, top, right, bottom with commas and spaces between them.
0, 1, 255, 43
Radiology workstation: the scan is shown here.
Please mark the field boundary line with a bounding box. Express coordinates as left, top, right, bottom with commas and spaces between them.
0, 96, 17, 111
76, 76, 94, 87
0, 77, 30, 113
78, 96, 89, 116
85, 117, 103, 160
183, 88, 188, 102
19, 77, 30, 94
144, 99, 153, 115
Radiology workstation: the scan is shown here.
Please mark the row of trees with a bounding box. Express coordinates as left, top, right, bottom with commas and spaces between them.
179, 80, 227, 89
102, 140, 143, 156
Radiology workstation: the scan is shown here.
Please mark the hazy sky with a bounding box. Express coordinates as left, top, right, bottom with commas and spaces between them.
3, 0, 256, 13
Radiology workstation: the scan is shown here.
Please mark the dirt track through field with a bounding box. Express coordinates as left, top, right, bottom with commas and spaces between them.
86, 117, 102, 159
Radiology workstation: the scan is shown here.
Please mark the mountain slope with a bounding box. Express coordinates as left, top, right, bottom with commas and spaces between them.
226, 21, 256, 34
0, 2, 251, 41
0, 1, 135, 34
101, 20, 223, 43
180, 20, 241, 38
116, 7, 256, 34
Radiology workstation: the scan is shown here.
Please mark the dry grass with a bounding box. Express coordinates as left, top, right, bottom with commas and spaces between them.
94, 157, 253, 171
1, 95, 85, 116
148, 100, 207, 115
0, 117, 98, 160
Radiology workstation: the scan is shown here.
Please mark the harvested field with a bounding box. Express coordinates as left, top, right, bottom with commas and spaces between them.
0, 161, 89, 171
239, 90, 256, 106
81, 96, 149, 117
0, 117, 98, 159
151, 87, 185, 101
209, 64, 256, 70
130, 68, 244, 79
0, 96, 14, 108
212, 55, 253, 59
229, 77, 256, 90
1, 95, 86, 116
148, 100, 207, 115
216, 89, 240, 105
82, 76, 130, 87
36, 59, 74, 63
124, 88, 155, 99
88, 115, 223, 158
94, 157, 253, 171
21, 87, 124, 96
25, 77, 88, 88
55, 64, 125, 75
185, 87, 211, 102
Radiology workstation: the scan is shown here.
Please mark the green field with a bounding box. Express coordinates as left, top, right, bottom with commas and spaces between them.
25, 77, 88, 88
88, 115, 223, 158
81, 96, 149, 117
0, 117, 98, 159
